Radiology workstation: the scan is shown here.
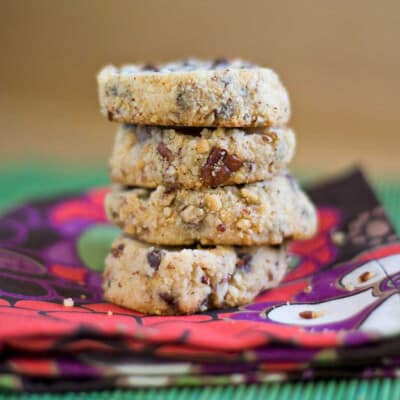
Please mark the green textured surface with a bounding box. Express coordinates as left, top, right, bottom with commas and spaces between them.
0, 163, 399, 399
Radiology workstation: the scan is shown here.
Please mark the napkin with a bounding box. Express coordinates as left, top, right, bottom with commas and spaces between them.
0, 169, 399, 392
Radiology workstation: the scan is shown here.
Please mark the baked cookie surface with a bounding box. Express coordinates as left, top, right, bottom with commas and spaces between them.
103, 235, 288, 315
105, 174, 317, 246
98, 59, 290, 127
110, 124, 296, 189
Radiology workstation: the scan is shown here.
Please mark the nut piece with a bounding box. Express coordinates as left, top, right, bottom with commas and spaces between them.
163, 207, 172, 217
240, 188, 260, 204
204, 194, 222, 211
196, 139, 210, 153
136, 159, 145, 170
236, 218, 251, 230
180, 205, 205, 224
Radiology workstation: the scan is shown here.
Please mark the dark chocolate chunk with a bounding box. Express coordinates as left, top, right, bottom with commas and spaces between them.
268, 271, 274, 281
201, 275, 210, 285
157, 143, 173, 161
147, 249, 162, 270
111, 243, 125, 258
215, 98, 234, 119
201, 147, 243, 186
107, 111, 114, 121
216, 223, 226, 233
159, 292, 176, 308
235, 253, 252, 273
224, 152, 243, 171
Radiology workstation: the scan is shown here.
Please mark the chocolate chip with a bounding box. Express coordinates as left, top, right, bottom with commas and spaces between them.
176, 92, 186, 109
157, 143, 173, 161
107, 111, 114, 121
224, 152, 243, 171
201, 147, 243, 187
159, 292, 176, 308
142, 64, 159, 72
111, 243, 125, 258
211, 58, 229, 68
147, 249, 162, 270
216, 223, 226, 232
163, 188, 174, 195
236, 253, 252, 273
268, 271, 274, 281
201, 275, 210, 285
109, 86, 118, 96
216, 98, 234, 119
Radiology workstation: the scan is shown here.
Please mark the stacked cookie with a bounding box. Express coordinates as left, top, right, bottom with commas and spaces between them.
97, 59, 317, 315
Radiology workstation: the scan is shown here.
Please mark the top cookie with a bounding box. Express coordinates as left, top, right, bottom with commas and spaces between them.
97, 59, 291, 127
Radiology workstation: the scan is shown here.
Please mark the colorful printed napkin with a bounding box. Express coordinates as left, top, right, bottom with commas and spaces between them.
0, 169, 399, 392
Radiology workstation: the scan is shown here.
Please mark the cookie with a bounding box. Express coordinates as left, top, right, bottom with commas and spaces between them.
110, 124, 296, 189
105, 174, 317, 246
103, 235, 288, 315
97, 59, 290, 127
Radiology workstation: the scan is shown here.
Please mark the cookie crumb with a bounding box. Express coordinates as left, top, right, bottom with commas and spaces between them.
107, 310, 113, 316
180, 205, 205, 224
63, 298, 74, 307
331, 231, 346, 245
299, 310, 322, 319
359, 271, 374, 282
80, 294, 87, 300
303, 285, 312, 294
345, 283, 354, 291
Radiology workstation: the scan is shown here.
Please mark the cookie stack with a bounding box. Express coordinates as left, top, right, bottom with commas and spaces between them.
97, 59, 317, 315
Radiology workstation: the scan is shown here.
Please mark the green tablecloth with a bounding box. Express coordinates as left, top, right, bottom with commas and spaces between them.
0, 163, 399, 399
